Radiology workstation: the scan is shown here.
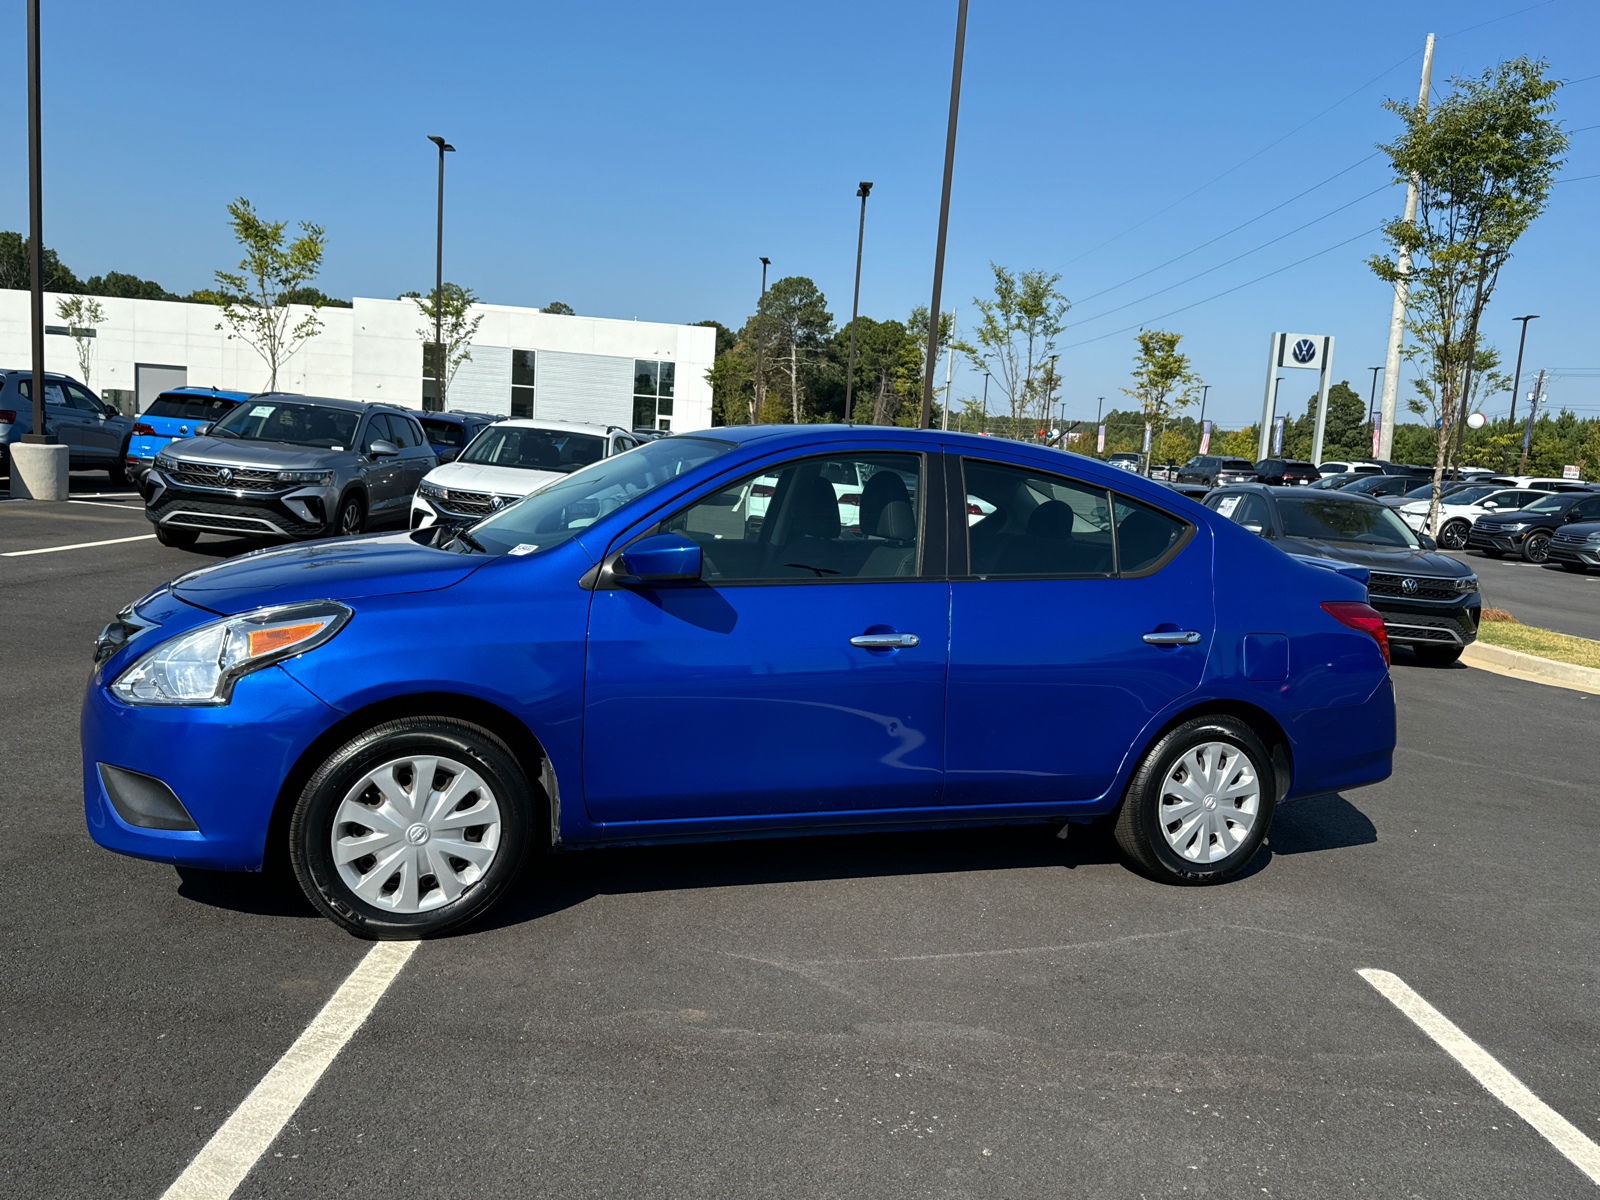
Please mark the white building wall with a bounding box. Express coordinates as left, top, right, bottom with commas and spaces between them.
0, 290, 716, 431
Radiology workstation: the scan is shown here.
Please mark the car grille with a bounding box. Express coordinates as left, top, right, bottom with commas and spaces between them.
1372, 608, 1476, 645
433, 488, 515, 517
148, 495, 322, 538
1366, 572, 1462, 602
163, 462, 282, 491
1552, 530, 1600, 547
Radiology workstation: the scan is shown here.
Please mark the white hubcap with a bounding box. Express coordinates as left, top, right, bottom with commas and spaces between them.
332, 754, 501, 912
1159, 741, 1260, 863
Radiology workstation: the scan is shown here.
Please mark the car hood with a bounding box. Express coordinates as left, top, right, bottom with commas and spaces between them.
162, 436, 340, 471
166, 531, 488, 614
1477, 509, 1557, 525
1280, 537, 1472, 579
423, 459, 562, 496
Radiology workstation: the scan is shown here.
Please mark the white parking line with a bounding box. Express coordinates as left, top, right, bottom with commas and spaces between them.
161, 941, 418, 1200
69, 499, 146, 511
1359, 968, 1600, 1186
1, 534, 156, 557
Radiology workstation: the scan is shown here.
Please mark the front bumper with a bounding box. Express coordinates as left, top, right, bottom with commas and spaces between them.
1467, 526, 1527, 553
1549, 541, 1600, 566
145, 472, 336, 540
410, 490, 518, 530
1370, 598, 1480, 647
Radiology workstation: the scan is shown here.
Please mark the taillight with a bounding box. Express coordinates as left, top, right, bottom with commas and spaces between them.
1321, 601, 1390, 666
132, 422, 156, 436
0, 409, 15, 423
967, 502, 983, 514
838, 493, 860, 506
751, 484, 775, 497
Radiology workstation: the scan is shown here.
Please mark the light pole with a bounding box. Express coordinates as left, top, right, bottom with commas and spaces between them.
752, 257, 771, 424
427, 135, 455, 413
919, 0, 969, 429
1506, 315, 1538, 457
844, 182, 872, 420
1272, 377, 1284, 455
1198, 384, 1210, 431
980, 371, 989, 433
24, 0, 48, 451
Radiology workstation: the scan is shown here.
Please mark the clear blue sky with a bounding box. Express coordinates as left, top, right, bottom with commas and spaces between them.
4, 0, 1596, 427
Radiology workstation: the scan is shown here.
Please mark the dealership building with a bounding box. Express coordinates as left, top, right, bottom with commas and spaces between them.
0, 290, 715, 433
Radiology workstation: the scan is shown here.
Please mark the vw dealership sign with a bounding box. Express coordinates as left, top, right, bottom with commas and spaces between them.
1261, 332, 1336, 462
1278, 333, 1328, 372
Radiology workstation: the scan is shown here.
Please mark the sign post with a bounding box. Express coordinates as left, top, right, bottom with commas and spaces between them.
1261, 332, 1335, 463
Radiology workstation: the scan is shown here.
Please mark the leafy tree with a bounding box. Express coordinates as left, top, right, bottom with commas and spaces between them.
410, 282, 484, 401
0, 231, 82, 292
1120, 329, 1202, 474
758, 276, 833, 423
54, 295, 106, 385
543, 300, 575, 315
1285, 380, 1366, 460
82, 270, 174, 301
955, 265, 1069, 422
206, 198, 329, 390
1368, 56, 1566, 530
278, 286, 350, 308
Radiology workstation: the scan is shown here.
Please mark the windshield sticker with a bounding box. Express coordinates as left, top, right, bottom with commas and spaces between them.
249, 405, 275, 418
1216, 495, 1242, 518
330, 445, 343, 451
508, 543, 540, 556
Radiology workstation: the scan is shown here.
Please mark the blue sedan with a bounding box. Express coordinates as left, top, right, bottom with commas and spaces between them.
83, 426, 1396, 937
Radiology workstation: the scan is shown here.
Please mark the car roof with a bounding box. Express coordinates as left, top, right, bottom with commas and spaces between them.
407, 409, 502, 422
163, 386, 253, 399
487, 418, 620, 435
1219, 482, 1384, 505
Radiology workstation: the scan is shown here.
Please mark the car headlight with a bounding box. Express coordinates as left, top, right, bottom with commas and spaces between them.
110, 600, 351, 705
1454, 575, 1479, 593
417, 481, 446, 500
154, 452, 179, 473
1500, 522, 1529, 532
278, 469, 334, 485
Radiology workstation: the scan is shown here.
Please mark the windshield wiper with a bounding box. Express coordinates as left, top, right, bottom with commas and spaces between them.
452, 528, 488, 554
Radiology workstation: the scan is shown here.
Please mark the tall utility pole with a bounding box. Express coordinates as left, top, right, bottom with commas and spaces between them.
844, 182, 873, 420
427, 135, 455, 412
919, 0, 969, 429
24, 0, 48, 447
1376, 32, 1435, 461
1367, 366, 1382, 422
1506, 315, 1538, 454
1519, 368, 1544, 474
752, 257, 771, 424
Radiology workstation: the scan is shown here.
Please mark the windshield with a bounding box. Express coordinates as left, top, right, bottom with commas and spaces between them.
460, 425, 606, 473
208, 400, 357, 449
1524, 495, 1565, 513
460, 436, 734, 555
1441, 485, 1497, 505
1278, 497, 1418, 547
145, 392, 240, 420
1340, 475, 1394, 494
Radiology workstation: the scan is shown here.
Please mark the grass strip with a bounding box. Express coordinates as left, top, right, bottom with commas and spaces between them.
1476, 620, 1600, 669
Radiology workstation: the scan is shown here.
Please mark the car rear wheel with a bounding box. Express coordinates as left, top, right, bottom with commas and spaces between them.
335, 491, 366, 536
154, 524, 198, 549
1438, 519, 1470, 550
289, 717, 535, 939
1521, 531, 1552, 563
107, 442, 129, 488
1113, 716, 1275, 885
1411, 643, 1464, 666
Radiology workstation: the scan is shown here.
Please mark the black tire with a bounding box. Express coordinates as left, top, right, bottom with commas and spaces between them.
289, 716, 535, 939
1411, 643, 1464, 666
154, 523, 198, 549
1113, 716, 1276, 885
334, 491, 366, 536
1561, 562, 1590, 574
1521, 531, 1551, 563
1438, 519, 1470, 550
107, 442, 130, 488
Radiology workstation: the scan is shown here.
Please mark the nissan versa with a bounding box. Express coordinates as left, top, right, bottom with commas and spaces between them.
84, 426, 1396, 938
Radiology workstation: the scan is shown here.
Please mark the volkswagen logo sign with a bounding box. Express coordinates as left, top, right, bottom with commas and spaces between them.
178, 424, 189, 435
1401, 577, 1419, 595
216, 467, 233, 485
1291, 338, 1317, 364
489, 495, 505, 510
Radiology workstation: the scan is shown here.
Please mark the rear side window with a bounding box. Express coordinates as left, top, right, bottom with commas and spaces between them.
145, 392, 238, 419
420, 418, 466, 448
1114, 494, 1189, 570
1221, 459, 1255, 472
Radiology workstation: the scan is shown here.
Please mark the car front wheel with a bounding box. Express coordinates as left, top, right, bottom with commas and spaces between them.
289, 717, 535, 938
1412, 643, 1464, 666
154, 523, 198, 549
1438, 519, 1470, 550
335, 491, 366, 536
1522, 531, 1551, 563
1113, 716, 1275, 885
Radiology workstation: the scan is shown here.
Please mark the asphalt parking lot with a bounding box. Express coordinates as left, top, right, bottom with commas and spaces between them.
4, 484, 1598, 1199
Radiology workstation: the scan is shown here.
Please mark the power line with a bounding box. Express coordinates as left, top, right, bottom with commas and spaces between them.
1062, 226, 1381, 351
1554, 172, 1600, 183
1064, 183, 1394, 330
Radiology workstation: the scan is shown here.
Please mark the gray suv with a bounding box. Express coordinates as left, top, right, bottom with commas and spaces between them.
0, 369, 136, 484
143, 394, 436, 547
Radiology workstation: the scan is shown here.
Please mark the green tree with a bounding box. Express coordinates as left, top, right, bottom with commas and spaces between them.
1368, 56, 1566, 530
54, 295, 106, 386
1285, 381, 1366, 460
82, 270, 174, 301
955, 265, 1070, 422
1120, 329, 1202, 474
543, 300, 575, 315
206, 198, 329, 390
410, 282, 484, 402
758, 276, 833, 423
0, 231, 82, 292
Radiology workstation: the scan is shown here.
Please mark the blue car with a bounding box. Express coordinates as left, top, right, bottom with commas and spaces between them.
407, 409, 504, 464
83, 426, 1396, 938
128, 387, 252, 483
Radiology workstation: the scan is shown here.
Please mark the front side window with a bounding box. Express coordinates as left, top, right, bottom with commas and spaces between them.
660, 452, 923, 581
1278, 497, 1416, 546
209, 400, 358, 450
460, 425, 606, 473
1524, 495, 1565, 513
463, 436, 733, 556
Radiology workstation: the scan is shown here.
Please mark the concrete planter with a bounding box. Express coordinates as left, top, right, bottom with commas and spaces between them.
8, 442, 70, 500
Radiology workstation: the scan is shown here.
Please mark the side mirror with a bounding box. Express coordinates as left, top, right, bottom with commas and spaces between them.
1418, 533, 1438, 549
615, 532, 701, 584
1241, 522, 1265, 536
368, 439, 400, 458
194, 422, 211, 436
439, 448, 458, 463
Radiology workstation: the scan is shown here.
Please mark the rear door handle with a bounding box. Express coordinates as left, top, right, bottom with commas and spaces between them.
851, 632, 920, 649
1143, 630, 1202, 645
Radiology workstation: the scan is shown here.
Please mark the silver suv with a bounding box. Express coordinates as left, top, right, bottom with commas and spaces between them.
143, 394, 436, 547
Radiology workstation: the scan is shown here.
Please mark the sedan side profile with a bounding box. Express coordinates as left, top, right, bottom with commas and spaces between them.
85, 427, 1395, 938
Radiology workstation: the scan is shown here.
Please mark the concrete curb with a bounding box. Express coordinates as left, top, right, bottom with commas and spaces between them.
1461, 640, 1600, 696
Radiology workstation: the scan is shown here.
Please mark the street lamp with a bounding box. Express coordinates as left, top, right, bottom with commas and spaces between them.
1198, 384, 1210, 431
753, 257, 771, 424
1506, 315, 1539, 452
23, 0, 49, 453
844, 182, 873, 420
919, 0, 969, 429
426, 135, 455, 413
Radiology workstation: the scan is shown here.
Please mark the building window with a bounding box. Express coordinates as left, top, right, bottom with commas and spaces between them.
421, 342, 441, 411
512, 350, 536, 418
633, 359, 676, 431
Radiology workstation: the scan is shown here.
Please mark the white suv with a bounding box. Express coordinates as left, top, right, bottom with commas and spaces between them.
410, 419, 639, 528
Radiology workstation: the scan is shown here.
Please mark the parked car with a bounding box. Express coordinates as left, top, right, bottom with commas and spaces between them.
411, 420, 640, 529
1308, 472, 1366, 490
1204, 483, 1480, 665
0, 369, 136, 484
1176, 455, 1259, 488
1374, 478, 1517, 510
1393, 487, 1544, 548
1316, 460, 1385, 478
1336, 474, 1423, 500
1492, 475, 1597, 493
85, 426, 1396, 937
1253, 458, 1320, 486
143, 395, 437, 547
1467, 490, 1600, 563
126, 387, 251, 485
1106, 451, 1144, 472
407, 410, 503, 464
1549, 521, 1600, 572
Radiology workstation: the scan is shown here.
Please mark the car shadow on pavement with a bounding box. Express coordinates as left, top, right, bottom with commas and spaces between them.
1266, 793, 1378, 855
174, 866, 322, 919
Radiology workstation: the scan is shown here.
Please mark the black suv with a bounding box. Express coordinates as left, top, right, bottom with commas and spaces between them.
1468, 490, 1600, 563
1177, 455, 1258, 488
1253, 458, 1319, 486
1205, 483, 1480, 665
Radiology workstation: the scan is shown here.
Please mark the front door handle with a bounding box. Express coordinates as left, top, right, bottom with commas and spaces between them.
850, 632, 920, 649
1143, 630, 1202, 645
